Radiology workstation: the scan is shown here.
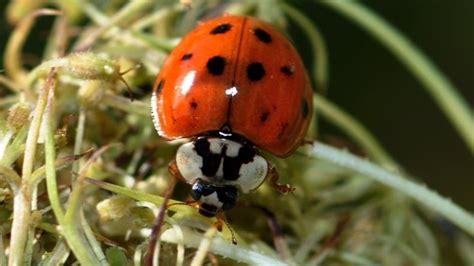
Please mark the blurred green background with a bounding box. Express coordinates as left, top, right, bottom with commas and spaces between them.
0, 0, 472, 212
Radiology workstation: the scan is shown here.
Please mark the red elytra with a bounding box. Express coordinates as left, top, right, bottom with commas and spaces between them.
151, 15, 313, 157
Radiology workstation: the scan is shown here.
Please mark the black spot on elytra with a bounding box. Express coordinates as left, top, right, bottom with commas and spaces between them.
181, 53, 193, 61
247, 62, 265, 81
281, 65, 294, 76
260, 111, 270, 122
210, 23, 232, 34
190, 100, 198, 110
254, 28, 272, 43
301, 99, 309, 118
278, 122, 289, 139
207, 56, 226, 76
155, 79, 164, 95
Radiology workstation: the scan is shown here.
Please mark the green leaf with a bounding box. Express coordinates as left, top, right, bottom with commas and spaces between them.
106, 247, 129, 266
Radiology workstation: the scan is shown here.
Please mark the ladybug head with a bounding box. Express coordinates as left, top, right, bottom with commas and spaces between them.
190, 179, 238, 217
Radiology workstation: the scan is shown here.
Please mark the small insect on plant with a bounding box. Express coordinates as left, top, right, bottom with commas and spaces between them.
152, 15, 312, 217
150, 14, 313, 241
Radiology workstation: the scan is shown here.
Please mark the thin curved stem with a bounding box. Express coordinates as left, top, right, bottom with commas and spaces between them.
282, 3, 329, 93
314, 94, 399, 171
303, 141, 474, 236
8, 70, 55, 266
162, 227, 287, 266
320, 0, 474, 152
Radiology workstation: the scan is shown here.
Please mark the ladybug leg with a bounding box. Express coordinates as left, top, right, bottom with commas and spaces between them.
267, 166, 295, 193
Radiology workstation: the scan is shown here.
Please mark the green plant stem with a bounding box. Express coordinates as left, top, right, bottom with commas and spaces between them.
44, 79, 65, 223
4, 9, 60, 84
102, 93, 150, 116
72, 108, 86, 177
129, 31, 179, 53
314, 94, 399, 171
190, 226, 218, 266
8, 70, 55, 266
0, 75, 21, 93
42, 239, 70, 266
75, 0, 154, 51
321, 0, 474, 152
0, 234, 6, 266
0, 164, 20, 194
303, 141, 474, 236
1, 126, 27, 166
161, 227, 286, 266
80, 212, 108, 265
44, 86, 103, 265
31, 152, 89, 186
0, 96, 18, 108
131, 4, 180, 31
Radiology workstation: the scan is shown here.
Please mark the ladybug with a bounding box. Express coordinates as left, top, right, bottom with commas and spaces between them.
151, 15, 313, 217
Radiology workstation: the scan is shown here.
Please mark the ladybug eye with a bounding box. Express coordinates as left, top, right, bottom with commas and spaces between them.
206, 56, 226, 76
247, 62, 265, 81
210, 23, 232, 34
253, 27, 272, 43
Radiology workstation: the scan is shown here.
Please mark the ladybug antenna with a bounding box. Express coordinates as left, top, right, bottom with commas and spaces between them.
219, 214, 237, 245
120, 64, 141, 76
118, 64, 141, 102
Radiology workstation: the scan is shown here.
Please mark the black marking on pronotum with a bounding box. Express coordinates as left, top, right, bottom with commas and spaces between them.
254, 28, 272, 43
260, 111, 270, 122
301, 99, 309, 118
193, 138, 256, 181
210, 23, 232, 34
155, 79, 165, 95
194, 138, 222, 177
281, 65, 294, 76
207, 56, 226, 75
247, 62, 265, 81
223, 145, 256, 180
181, 53, 193, 61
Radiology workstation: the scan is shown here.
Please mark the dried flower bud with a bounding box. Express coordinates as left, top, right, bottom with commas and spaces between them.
66, 53, 120, 81
7, 104, 30, 130
78, 80, 106, 108
130, 206, 155, 228
97, 195, 135, 221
